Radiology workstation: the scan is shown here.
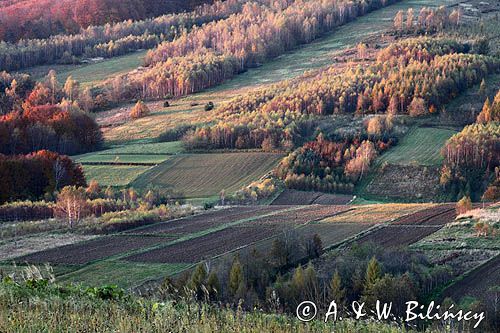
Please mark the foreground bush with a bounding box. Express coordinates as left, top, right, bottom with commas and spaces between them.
0, 277, 429, 333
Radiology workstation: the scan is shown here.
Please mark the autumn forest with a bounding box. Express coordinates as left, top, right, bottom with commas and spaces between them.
0, 0, 499, 332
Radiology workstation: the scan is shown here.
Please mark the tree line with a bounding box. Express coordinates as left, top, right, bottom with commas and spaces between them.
0, 0, 216, 43
0, 0, 249, 71
392, 6, 462, 34
135, 0, 398, 99
441, 90, 500, 201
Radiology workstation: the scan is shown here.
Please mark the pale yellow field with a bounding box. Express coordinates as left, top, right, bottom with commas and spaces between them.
320, 203, 436, 224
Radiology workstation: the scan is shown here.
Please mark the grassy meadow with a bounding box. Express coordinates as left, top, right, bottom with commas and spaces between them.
377, 127, 458, 166
82, 165, 152, 187
132, 153, 284, 199
24, 51, 147, 87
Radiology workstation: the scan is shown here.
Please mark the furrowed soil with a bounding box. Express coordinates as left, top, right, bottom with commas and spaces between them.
14, 236, 171, 265
349, 205, 458, 247
355, 225, 443, 248
126, 206, 285, 235
125, 226, 280, 263
126, 205, 348, 264
245, 205, 350, 227
131, 152, 284, 198
0, 233, 96, 261
271, 189, 353, 205
298, 223, 372, 248
321, 203, 434, 224
392, 204, 456, 225
441, 255, 500, 301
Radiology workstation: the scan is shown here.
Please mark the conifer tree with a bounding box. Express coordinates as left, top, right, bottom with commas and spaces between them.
329, 270, 346, 306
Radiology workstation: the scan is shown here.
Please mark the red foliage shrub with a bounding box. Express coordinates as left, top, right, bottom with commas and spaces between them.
0, 150, 86, 204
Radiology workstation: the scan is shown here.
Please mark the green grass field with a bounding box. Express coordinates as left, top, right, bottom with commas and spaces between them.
76, 154, 171, 165
101, 141, 184, 155
377, 127, 457, 166
58, 261, 191, 289
83, 165, 152, 187
73, 142, 186, 186
132, 153, 284, 199
25, 51, 147, 87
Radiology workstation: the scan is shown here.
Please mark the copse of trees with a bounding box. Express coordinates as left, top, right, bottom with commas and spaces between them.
275, 133, 393, 193
0, 0, 249, 71
163, 241, 476, 326
0, 71, 35, 115
441, 122, 500, 201
110, 51, 241, 101
0, 104, 102, 155
393, 6, 462, 34
0, 150, 86, 204
0, 70, 103, 155
477, 89, 500, 124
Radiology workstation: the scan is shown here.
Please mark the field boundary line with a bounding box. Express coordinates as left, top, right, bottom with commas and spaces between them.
435, 254, 500, 302
114, 206, 307, 261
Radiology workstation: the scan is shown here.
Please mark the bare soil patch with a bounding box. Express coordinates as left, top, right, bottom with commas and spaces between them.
126, 226, 279, 263
271, 189, 352, 205
392, 204, 456, 225
245, 205, 349, 227
365, 165, 441, 201
298, 223, 372, 248
441, 255, 500, 301
0, 233, 96, 261
355, 225, 442, 248
126, 206, 285, 235
14, 236, 170, 265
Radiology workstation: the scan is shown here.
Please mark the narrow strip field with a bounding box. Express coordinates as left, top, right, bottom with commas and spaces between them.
77, 154, 171, 165
271, 189, 353, 205
15, 236, 171, 265
125, 205, 349, 264
392, 204, 456, 225
126, 206, 284, 236
82, 165, 151, 187
347, 204, 458, 247
132, 153, 284, 198
297, 223, 372, 248
355, 225, 442, 248
245, 205, 350, 227
126, 226, 281, 264
320, 204, 434, 224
